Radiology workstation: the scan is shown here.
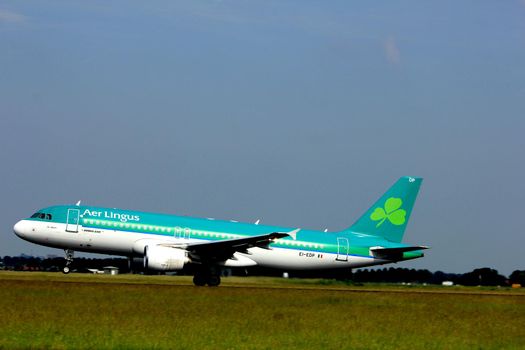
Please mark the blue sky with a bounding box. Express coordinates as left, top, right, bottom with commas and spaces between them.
1, 1, 524, 275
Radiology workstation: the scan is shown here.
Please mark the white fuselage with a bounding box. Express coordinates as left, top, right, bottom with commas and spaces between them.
14, 219, 386, 270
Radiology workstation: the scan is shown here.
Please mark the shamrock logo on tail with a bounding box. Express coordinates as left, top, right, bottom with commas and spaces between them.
370, 197, 406, 228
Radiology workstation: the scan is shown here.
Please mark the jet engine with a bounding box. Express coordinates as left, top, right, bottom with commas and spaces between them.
143, 245, 189, 271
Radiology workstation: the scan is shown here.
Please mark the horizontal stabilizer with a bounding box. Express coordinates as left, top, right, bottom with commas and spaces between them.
370, 246, 428, 260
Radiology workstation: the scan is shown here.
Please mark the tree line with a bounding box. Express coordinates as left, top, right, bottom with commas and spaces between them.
1, 255, 523, 287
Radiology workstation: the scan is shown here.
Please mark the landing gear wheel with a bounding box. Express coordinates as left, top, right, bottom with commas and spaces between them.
193, 266, 222, 287
193, 274, 207, 286
207, 275, 221, 287
63, 249, 74, 274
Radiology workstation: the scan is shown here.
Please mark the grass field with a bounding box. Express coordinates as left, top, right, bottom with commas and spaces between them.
0, 272, 524, 349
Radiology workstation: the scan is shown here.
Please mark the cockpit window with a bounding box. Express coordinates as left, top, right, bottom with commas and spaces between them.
30, 212, 52, 220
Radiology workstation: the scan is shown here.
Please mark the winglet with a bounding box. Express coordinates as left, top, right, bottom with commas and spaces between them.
287, 228, 300, 240
76, 200, 81, 206
255, 219, 260, 225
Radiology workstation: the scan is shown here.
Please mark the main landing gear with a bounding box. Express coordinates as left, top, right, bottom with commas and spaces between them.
193, 266, 221, 287
62, 249, 74, 274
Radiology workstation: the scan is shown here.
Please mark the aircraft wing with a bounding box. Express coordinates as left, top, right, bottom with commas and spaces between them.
161, 229, 299, 263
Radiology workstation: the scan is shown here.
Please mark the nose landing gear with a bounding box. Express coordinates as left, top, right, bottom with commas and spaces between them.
62, 249, 74, 274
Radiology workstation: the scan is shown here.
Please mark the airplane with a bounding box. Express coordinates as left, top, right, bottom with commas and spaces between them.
13, 176, 428, 286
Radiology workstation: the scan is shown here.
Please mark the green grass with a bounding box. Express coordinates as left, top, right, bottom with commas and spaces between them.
0, 272, 524, 349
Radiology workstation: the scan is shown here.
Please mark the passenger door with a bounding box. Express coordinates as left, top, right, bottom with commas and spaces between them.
66, 208, 80, 232
336, 237, 349, 261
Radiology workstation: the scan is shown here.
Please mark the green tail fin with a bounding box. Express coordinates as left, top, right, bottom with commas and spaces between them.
345, 176, 422, 243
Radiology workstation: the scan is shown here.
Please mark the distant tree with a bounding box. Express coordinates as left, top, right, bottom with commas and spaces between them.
509, 270, 525, 285
459, 268, 507, 286
415, 269, 433, 283
430, 270, 461, 284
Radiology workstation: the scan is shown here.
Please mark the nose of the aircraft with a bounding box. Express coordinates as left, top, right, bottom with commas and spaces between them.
13, 220, 26, 238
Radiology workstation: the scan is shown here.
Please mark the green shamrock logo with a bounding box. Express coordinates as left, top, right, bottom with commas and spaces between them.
370, 197, 406, 228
